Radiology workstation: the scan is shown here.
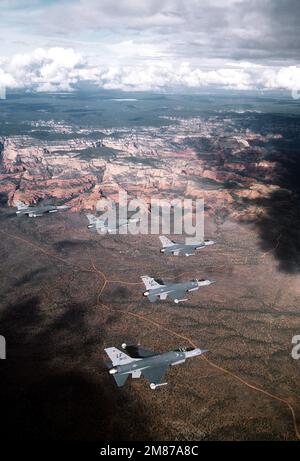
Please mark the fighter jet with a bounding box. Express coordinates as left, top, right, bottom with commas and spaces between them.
105, 343, 208, 389
86, 214, 138, 233
15, 200, 69, 218
141, 275, 215, 303
159, 236, 215, 256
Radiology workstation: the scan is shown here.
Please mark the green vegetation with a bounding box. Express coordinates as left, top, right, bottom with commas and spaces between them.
76, 146, 119, 160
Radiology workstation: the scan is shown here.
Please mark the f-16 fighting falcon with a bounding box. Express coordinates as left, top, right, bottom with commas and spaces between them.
105, 343, 208, 389
159, 236, 215, 256
15, 200, 69, 218
141, 276, 215, 303
86, 214, 139, 233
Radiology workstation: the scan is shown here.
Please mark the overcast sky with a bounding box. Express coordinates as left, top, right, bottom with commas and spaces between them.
0, 0, 299, 92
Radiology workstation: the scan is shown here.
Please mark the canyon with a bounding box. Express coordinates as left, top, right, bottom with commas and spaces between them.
0, 116, 284, 224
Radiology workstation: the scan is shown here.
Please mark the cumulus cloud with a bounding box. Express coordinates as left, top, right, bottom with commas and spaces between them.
0, 1, 299, 94
0, 47, 299, 94
97, 62, 300, 92
1, 48, 85, 92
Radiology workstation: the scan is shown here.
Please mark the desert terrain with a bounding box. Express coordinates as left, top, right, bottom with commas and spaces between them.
0, 91, 300, 440
1, 208, 300, 440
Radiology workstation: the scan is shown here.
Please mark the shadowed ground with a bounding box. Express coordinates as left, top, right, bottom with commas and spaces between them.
0, 210, 299, 440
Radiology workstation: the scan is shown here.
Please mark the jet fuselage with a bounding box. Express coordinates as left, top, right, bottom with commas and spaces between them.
109, 349, 202, 377
144, 280, 199, 297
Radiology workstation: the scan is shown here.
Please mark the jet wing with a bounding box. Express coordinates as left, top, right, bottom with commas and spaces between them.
168, 290, 186, 301
142, 365, 168, 385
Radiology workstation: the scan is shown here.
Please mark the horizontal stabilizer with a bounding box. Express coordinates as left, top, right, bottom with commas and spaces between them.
148, 294, 158, 303
113, 373, 129, 387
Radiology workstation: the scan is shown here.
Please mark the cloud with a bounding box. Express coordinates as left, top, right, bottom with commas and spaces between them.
0, 1, 299, 95
1, 48, 84, 91
0, 68, 17, 90
2, 1, 299, 64
261, 66, 300, 91
1, 1, 300, 67
107, 40, 166, 59
0, 47, 299, 94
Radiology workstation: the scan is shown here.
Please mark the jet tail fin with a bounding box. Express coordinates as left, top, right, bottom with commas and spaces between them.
86, 213, 97, 224
15, 200, 28, 210
141, 276, 162, 290
104, 347, 134, 366
159, 236, 174, 248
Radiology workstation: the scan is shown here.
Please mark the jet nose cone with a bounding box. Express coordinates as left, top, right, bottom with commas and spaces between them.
184, 348, 208, 358
193, 348, 208, 356
199, 349, 209, 355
